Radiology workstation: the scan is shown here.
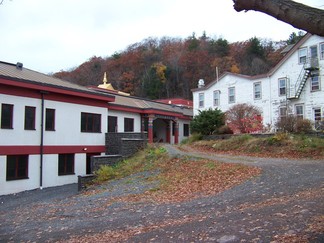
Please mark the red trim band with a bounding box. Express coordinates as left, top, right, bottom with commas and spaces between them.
0, 145, 105, 155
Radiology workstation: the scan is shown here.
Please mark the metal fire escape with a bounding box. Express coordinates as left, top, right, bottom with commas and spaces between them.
288, 57, 319, 99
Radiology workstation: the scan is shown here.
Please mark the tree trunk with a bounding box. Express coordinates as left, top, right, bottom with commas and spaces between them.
232, 0, 324, 36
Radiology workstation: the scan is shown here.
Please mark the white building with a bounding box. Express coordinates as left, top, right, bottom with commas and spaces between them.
0, 62, 192, 195
192, 34, 324, 131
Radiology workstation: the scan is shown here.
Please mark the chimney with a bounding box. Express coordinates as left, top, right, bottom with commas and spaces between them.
198, 79, 205, 88
16, 62, 23, 70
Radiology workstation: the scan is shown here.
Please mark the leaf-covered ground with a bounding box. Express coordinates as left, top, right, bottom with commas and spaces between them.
1, 144, 323, 242
116, 156, 261, 203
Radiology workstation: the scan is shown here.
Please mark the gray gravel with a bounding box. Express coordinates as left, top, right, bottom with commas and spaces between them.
0, 144, 323, 242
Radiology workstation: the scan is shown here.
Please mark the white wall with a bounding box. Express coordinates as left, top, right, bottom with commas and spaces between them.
0, 94, 108, 195
0, 94, 42, 146
0, 155, 39, 195
193, 35, 324, 130
108, 110, 141, 132
0, 94, 108, 146
268, 35, 324, 126
42, 153, 86, 188
193, 74, 271, 125
44, 99, 107, 146
178, 119, 190, 143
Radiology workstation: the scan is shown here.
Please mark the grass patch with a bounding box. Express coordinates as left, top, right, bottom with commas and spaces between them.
189, 134, 324, 159
180, 133, 203, 144
94, 145, 167, 183
211, 134, 253, 151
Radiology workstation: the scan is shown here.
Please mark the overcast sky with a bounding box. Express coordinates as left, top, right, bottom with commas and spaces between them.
0, 0, 323, 74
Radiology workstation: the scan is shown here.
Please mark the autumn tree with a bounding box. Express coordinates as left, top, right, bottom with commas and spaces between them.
54, 32, 291, 99
226, 103, 263, 133
232, 0, 324, 36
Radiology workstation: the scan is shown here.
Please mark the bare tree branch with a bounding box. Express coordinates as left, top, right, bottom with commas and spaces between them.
233, 0, 324, 36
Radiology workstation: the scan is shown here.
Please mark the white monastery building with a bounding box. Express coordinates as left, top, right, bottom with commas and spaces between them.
0, 62, 192, 195
192, 34, 324, 131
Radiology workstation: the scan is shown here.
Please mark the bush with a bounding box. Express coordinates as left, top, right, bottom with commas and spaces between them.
190, 108, 225, 135
94, 165, 117, 183
217, 125, 234, 134
226, 103, 263, 133
275, 115, 313, 134
295, 119, 313, 134
275, 115, 297, 133
266, 132, 289, 145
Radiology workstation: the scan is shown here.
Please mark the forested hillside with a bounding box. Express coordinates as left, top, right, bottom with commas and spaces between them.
53, 32, 304, 100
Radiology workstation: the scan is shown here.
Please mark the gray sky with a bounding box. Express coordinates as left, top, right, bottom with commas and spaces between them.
0, 0, 322, 74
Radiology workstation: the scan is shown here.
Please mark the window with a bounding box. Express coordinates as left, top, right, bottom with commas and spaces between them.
124, 118, 134, 132
24, 106, 36, 130
58, 154, 74, 175
254, 82, 262, 99
172, 121, 176, 136
81, 112, 101, 133
183, 124, 189, 137
314, 108, 323, 130
1, 104, 13, 129
298, 48, 307, 64
311, 75, 320, 91
295, 104, 304, 120
279, 78, 286, 96
213, 90, 220, 106
45, 108, 55, 131
198, 93, 204, 108
108, 116, 118, 132
228, 87, 235, 104
320, 43, 324, 59
279, 106, 287, 119
6, 155, 28, 180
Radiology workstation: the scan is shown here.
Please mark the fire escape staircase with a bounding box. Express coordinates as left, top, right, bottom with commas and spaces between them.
288, 57, 319, 99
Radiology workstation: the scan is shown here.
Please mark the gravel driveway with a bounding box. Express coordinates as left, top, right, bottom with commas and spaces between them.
0, 144, 323, 242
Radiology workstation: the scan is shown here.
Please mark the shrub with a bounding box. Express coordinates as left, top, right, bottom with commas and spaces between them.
94, 165, 117, 183
266, 132, 289, 145
190, 108, 225, 135
275, 115, 297, 133
226, 103, 263, 133
275, 115, 314, 134
295, 119, 313, 134
217, 125, 234, 134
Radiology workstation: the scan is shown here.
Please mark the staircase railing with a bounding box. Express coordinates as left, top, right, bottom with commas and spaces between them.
288, 57, 318, 99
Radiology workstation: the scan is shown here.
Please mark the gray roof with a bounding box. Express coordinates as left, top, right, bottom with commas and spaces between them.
0, 61, 192, 118
110, 93, 193, 117
0, 61, 110, 97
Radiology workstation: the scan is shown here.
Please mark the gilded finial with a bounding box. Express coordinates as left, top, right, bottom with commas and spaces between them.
103, 72, 108, 84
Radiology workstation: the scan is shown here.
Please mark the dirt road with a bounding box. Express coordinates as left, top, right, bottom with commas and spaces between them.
0, 145, 323, 242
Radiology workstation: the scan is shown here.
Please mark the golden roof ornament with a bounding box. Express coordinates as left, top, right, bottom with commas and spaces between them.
98, 72, 130, 96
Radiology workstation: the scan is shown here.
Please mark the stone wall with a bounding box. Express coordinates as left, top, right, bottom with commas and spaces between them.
78, 174, 96, 191
105, 132, 147, 156
92, 154, 123, 171
121, 138, 146, 157
78, 132, 148, 191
